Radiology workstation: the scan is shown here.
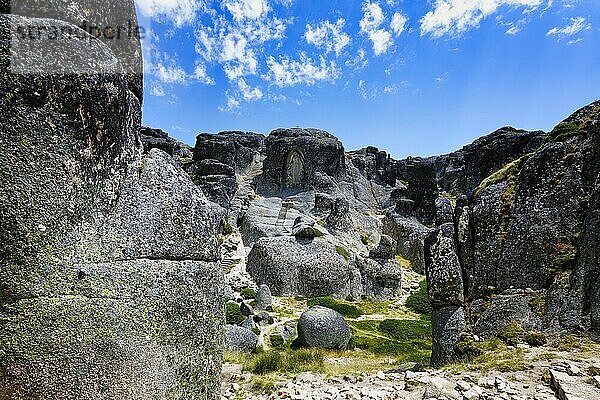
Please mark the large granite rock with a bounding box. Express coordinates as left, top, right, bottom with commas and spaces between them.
0, 11, 225, 400
430, 306, 466, 367
258, 128, 346, 196
246, 236, 360, 298
296, 306, 352, 350
4, 0, 143, 101
140, 126, 192, 162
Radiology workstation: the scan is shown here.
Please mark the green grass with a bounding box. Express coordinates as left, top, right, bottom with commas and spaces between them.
525, 331, 547, 347
335, 245, 351, 261
405, 280, 432, 315
241, 349, 326, 375
497, 321, 524, 346
549, 122, 582, 142
361, 234, 370, 246
307, 297, 363, 319
223, 222, 234, 236
226, 302, 245, 325
451, 337, 527, 372
379, 319, 432, 341
240, 288, 257, 300
347, 319, 432, 365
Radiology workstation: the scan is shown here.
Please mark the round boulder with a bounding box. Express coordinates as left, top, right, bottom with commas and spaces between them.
225, 325, 258, 353
296, 306, 352, 350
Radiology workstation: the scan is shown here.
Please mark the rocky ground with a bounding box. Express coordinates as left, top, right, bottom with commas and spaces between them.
221, 342, 600, 400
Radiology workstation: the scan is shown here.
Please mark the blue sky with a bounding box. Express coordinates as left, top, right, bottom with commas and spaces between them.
134, 0, 600, 158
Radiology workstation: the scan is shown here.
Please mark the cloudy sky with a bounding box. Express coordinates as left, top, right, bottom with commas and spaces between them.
135, 0, 599, 157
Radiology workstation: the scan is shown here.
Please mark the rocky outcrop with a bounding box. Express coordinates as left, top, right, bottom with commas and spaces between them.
425, 101, 600, 366
193, 131, 264, 173
258, 128, 346, 196
0, 8, 224, 400
140, 126, 193, 162
430, 127, 547, 195
295, 306, 352, 350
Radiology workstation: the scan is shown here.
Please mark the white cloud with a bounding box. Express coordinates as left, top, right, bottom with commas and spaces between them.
193, 63, 215, 85
346, 48, 369, 69
547, 16, 591, 37
420, 0, 542, 38
391, 12, 408, 36
224, 0, 270, 21
150, 84, 166, 97
265, 53, 340, 87
135, 0, 201, 27
360, 1, 396, 55
237, 78, 264, 100
567, 38, 582, 45
156, 62, 188, 84
304, 19, 351, 56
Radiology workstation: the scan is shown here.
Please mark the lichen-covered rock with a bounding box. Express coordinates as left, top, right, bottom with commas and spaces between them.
258, 128, 346, 195
6, 0, 143, 100
246, 236, 359, 298
140, 126, 192, 162
296, 306, 352, 350
225, 325, 258, 353
471, 291, 543, 339
0, 11, 225, 400
425, 223, 464, 307
382, 212, 432, 274
369, 235, 397, 260
255, 284, 273, 312
430, 306, 466, 367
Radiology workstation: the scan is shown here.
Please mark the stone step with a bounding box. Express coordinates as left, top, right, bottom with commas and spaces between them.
550, 369, 600, 400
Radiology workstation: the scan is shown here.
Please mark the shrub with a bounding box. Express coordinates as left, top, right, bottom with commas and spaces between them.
335, 245, 351, 261
360, 234, 370, 246
525, 331, 547, 347
240, 288, 257, 300
226, 302, 245, 325
307, 297, 363, 319
223, 222, 234, 236
269, 335, 285, 348
405, 280, 432, 315
497, 321, 524, 346
378, 319, 432, 341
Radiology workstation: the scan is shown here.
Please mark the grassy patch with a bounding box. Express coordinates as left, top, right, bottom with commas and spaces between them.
476, 158, 523, 195
549, 122, 582, 142
497, 321, 524, 346
525, 331, 547, 347
226, 301, 245, 325
354, 299, 390, 315
335, 245, 351, 261
223, 222, 234, 236
348, 319, 432, 365
240, 288, 257, 300
405, 280, 432, 315
552, 243, 578, 272
451, 338, 527, 373
361, 234, 370, 246
307, 297, 363, 319
379, 319, 432, 341
241, 349, 326, 375
395, 255, 412, 269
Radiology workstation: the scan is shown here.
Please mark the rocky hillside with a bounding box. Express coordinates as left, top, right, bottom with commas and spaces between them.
143, 100, 599, 361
